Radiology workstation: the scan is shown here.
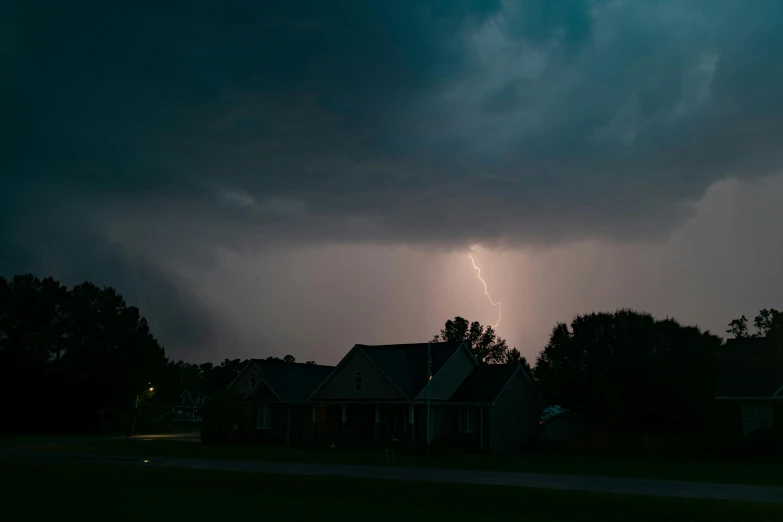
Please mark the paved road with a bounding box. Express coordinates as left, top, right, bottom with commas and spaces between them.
9, 451, 783, 504
0, 431, 200, 447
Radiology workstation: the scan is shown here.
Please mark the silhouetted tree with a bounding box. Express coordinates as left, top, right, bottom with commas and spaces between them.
0, 272, 321, 435
726, 315, 750, 338
433, 316, 518, 364
534, 309, 722, 433
728, 309, 782, 340
0, 274, 167, 434
264, 354, 297, 364
501, 348, 533, 375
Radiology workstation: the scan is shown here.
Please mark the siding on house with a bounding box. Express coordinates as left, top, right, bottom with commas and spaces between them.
247, 379, 278, 402
177, 393, 194, 408
230, 363, 263, 395
312, 349, 406, 401
489, 369, 540, 453
418, 345, 476, 400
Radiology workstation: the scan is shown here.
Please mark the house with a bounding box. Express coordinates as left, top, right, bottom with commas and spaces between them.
172, 389, 208, 424
223, 342, 542, 452
714, 337, 783, 436
306, 342, 541, 452
226, 360, 335, 444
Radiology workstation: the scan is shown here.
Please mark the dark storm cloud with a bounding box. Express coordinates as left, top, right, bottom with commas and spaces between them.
3, 1, 783, 353
0, 188, 219, 353
6, 0, 783, 250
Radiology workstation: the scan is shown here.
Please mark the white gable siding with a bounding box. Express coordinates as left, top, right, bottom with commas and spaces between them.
417, 345, 476, 400
228, 363, 263, 395
312, 349, 405, 400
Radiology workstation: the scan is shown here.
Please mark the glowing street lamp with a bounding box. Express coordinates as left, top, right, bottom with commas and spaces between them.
129, 383, 155, 438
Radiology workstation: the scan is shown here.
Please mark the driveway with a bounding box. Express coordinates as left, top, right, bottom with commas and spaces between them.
10, 451, 783, 504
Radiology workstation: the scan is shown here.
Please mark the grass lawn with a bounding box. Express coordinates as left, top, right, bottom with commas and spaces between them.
2, 459, 782, 522
32, 437, 783, 487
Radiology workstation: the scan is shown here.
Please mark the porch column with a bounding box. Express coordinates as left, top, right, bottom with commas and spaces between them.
373, 404, 381, 445
286, 405, 292, 445
341, 404, 347, 442
429, 405, 435, 444
408, 405, 416, 444
480, 407, 484, 452
311, 405, 317, 442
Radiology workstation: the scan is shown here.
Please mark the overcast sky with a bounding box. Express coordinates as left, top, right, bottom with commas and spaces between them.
3, 1, 783, 364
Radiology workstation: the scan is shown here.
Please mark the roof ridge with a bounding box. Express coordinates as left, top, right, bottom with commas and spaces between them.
251, 358, 334, 369
358, 341, 460, 348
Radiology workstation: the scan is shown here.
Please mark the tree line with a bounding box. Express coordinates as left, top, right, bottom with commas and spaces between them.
0, 274, 312, 434
1, 272, 779, 435
435, 308, 780, 434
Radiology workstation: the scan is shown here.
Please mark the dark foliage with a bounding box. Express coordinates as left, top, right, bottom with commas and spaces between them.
533, 309, 723, 434
433, 316, 521, 364
727, 308, 783, 340
0, 273, 316, 434
0, 274, 166, 433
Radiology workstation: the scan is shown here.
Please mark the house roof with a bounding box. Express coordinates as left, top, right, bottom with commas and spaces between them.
357, 342, 463, 399
181, 389, 206, 404
449, 363, 520, 403
249, 360, 334, 401
714, 337, 783, 397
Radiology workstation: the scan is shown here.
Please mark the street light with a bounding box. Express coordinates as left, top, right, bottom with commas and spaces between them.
128, 384, 154, 439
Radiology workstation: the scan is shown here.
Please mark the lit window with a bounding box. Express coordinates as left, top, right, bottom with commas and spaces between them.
742, 403, 773, 435
459, 407, 478, 433
354, 371, 363, 391
257, 404, 272, 430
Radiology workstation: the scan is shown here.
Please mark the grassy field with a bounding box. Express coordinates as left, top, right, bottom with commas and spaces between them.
2, 459, 782, 522
30, 437, 783, 487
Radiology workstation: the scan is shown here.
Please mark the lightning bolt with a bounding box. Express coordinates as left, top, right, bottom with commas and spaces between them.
468, 252, 502, 329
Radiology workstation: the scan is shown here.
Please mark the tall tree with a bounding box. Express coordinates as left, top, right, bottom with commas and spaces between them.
0, 273, 167, 433
726, 315, 750, 338
727, 309, 782, 339
534, 309, 722, 433
432, 316, 517, 364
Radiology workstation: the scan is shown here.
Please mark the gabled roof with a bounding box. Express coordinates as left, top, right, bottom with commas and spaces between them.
184, 389, 206, 400
715, 337, 783, 397
225, 360, 264, 391
357, 342, 464, 399
180, 389, 207, 405
450, 364, 520, 403
247, 360, 334, 402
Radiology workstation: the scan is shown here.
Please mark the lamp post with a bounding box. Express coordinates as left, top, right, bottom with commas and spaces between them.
129, 384, 154, 439
427, 342, 431, 457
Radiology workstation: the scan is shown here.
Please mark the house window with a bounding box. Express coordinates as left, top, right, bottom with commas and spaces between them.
250, 371, 257, 389
742, 403, 774, 435
257, 404, 272, 430
459, 407, 478, 433
354, 371, 363, 391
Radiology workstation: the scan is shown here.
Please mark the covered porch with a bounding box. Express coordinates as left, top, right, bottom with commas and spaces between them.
309, 402, 490, 451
